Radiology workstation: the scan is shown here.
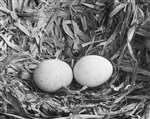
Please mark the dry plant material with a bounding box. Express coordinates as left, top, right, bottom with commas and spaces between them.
0, 0, 150, 119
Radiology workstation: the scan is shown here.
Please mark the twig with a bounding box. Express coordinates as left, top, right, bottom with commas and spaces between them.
119, 65, 150, 77
0, 112, 28, 119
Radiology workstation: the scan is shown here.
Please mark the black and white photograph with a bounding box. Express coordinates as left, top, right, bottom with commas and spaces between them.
0, 0, 150, 119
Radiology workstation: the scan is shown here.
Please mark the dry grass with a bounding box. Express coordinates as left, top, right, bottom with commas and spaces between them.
0, 0, 150, 119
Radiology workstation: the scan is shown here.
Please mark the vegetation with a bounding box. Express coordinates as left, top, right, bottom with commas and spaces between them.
0, 0, 150, 118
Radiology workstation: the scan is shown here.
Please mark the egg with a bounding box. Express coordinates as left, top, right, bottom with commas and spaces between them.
33, 59, 73, 92
73, 55, 113, 87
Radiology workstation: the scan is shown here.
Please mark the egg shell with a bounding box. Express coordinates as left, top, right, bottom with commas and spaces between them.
73, 55, 113, 87
33, 59, 73, 92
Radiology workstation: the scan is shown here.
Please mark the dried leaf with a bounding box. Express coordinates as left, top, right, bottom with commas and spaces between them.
0, 40, 7, 51
121, 103, 137, 112
4, 92, 24, 114
62, 20, 74, 39
131, 6, 144, 25
25, 93, 38, 102
34, 32, 41, 45
127, 26, 136, 42
72, 20, 89, 41
70, 114, 102, 119
80, 15, 87, 31
0, 34, 21, 51
119, 65, 150, 77
110, 3, 126, 17
29, 43, 38, 57
136, 28, 150, 37
95, 2, 105, 7
36, 8, 48, 30
81, 3, 95, 8
127, 42, 136, 61
14, 20, 30, 36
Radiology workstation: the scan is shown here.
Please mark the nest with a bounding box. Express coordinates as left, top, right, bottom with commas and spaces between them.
0, 0, 150, 119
